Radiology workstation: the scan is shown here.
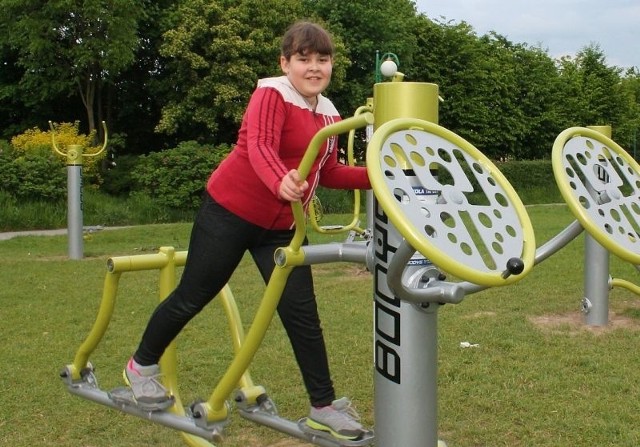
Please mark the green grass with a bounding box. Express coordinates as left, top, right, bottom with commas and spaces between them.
2, 206, 640, 446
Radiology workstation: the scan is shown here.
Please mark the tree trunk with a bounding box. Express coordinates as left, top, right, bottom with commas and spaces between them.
78, 73, 97, 136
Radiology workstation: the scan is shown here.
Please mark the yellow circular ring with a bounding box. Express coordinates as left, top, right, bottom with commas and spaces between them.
367, 118, 535, 286
552, 127, 640, 264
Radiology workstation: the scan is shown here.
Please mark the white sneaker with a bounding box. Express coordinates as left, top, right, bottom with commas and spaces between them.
123, 358, 173, 409
306, 397, 366, 440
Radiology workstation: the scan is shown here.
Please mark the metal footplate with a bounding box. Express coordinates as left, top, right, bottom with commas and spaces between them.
298, 418, 375, 446
60, 365, 225, 442
235, 394, 374, 447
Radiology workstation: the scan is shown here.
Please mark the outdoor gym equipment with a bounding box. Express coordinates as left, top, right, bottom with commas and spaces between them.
552, 126, 640, 325
49, 121, 108, 260
63, 78, 640, 447
366, 81, 536, 447
60, 76, 541, 447
60, 113, 377, 447
59, 77, 545, 447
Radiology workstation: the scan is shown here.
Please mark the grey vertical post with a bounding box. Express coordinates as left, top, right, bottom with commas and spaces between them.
373, 207, 439, 446
583, 233, 609, 325
372, 82, 442, 447
582, 125, 612, 325
66, 161, 84, 259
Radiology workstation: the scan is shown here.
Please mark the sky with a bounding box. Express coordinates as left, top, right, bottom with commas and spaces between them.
414, 0, 640, 70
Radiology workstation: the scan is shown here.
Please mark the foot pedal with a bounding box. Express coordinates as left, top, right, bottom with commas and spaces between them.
298, 418, 374, 446
108, 386, 175, 412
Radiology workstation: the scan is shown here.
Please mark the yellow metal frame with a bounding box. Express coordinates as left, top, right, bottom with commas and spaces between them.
366, 117, 536, 286
308, 104, 372, 236
64, 112, 374, 445
49, 120, 108, 165
65, 248, 248, 446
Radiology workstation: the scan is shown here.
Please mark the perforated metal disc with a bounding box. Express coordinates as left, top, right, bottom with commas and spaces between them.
552, 127, 640, 264
367, 118, 535, 286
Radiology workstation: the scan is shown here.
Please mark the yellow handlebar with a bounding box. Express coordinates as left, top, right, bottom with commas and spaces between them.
49, 120, 109, 159
308, 105, 373, 235
288, 112, 374, 250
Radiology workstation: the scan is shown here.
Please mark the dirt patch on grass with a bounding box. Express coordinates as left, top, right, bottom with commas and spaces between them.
266, 440, 313, 447
529, 310, 640, 335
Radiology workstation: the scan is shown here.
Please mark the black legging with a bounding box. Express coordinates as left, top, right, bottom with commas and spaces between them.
133, 193, 335, 406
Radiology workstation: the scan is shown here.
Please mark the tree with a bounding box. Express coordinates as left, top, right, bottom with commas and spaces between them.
410, 19, 520, 158
1, 0, 144, 136
2, 0, 638, 165
0, 45, 30, 138
155, 0, 306, 144
556, 44, 624, 131
107, 0, 178, 153
510, 43, 564, 159
305, 0, 419, 114
615, 69, 640, 156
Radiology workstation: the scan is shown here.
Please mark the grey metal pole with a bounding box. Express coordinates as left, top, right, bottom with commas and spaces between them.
66, 162, 84, 260
372, 81, 443, 447
583, 232, 610, 325
582, 125, 612, 326
372, 200, 440, 446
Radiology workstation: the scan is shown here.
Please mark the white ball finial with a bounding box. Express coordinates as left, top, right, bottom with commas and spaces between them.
380, 59, 398, 77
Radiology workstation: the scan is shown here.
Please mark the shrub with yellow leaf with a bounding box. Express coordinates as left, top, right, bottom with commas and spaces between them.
10, 121, 106, 186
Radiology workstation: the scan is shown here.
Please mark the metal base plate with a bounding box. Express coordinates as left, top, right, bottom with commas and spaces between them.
298, 418, 375, 446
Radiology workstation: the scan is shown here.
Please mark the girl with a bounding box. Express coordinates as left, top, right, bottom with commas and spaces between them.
124, 21, 370, 441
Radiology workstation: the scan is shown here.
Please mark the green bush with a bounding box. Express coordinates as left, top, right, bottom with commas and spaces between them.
498, 159, 564, 204
10, 121, 106, 187
0, 188, 67, 231
499, 159, 553, 189
315, 187, 361, 214
435, 158, 563, 205
131, 141, 231, 210
0, 146, 569, 232
82, 189, 195, 226
0, 141, 67, 201
100, 154, 139, 196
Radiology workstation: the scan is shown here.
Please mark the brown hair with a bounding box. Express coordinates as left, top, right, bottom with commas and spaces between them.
280, 21, 334, 60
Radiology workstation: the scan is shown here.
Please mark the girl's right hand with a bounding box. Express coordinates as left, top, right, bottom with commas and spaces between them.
279, 169, 309, 202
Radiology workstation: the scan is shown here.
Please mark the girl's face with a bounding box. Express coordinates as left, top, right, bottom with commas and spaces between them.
281, 52, 333, 99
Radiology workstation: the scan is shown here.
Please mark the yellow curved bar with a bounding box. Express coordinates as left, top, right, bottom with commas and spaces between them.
610, 278, 640, 296
156, 248, 195, 423
298, 112, 373, 179
205, 264, 294, 418
85, 121, 109, 157
293, 112, 374, 247
367, 118, 535, 286
48, 121, 66, 157
67, 271, 122, 380
176, 286, 250, 447
309, 105, 372, 235
218, 284, 257, 391
48, 120, 108, 159
552, 127, 640, 264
